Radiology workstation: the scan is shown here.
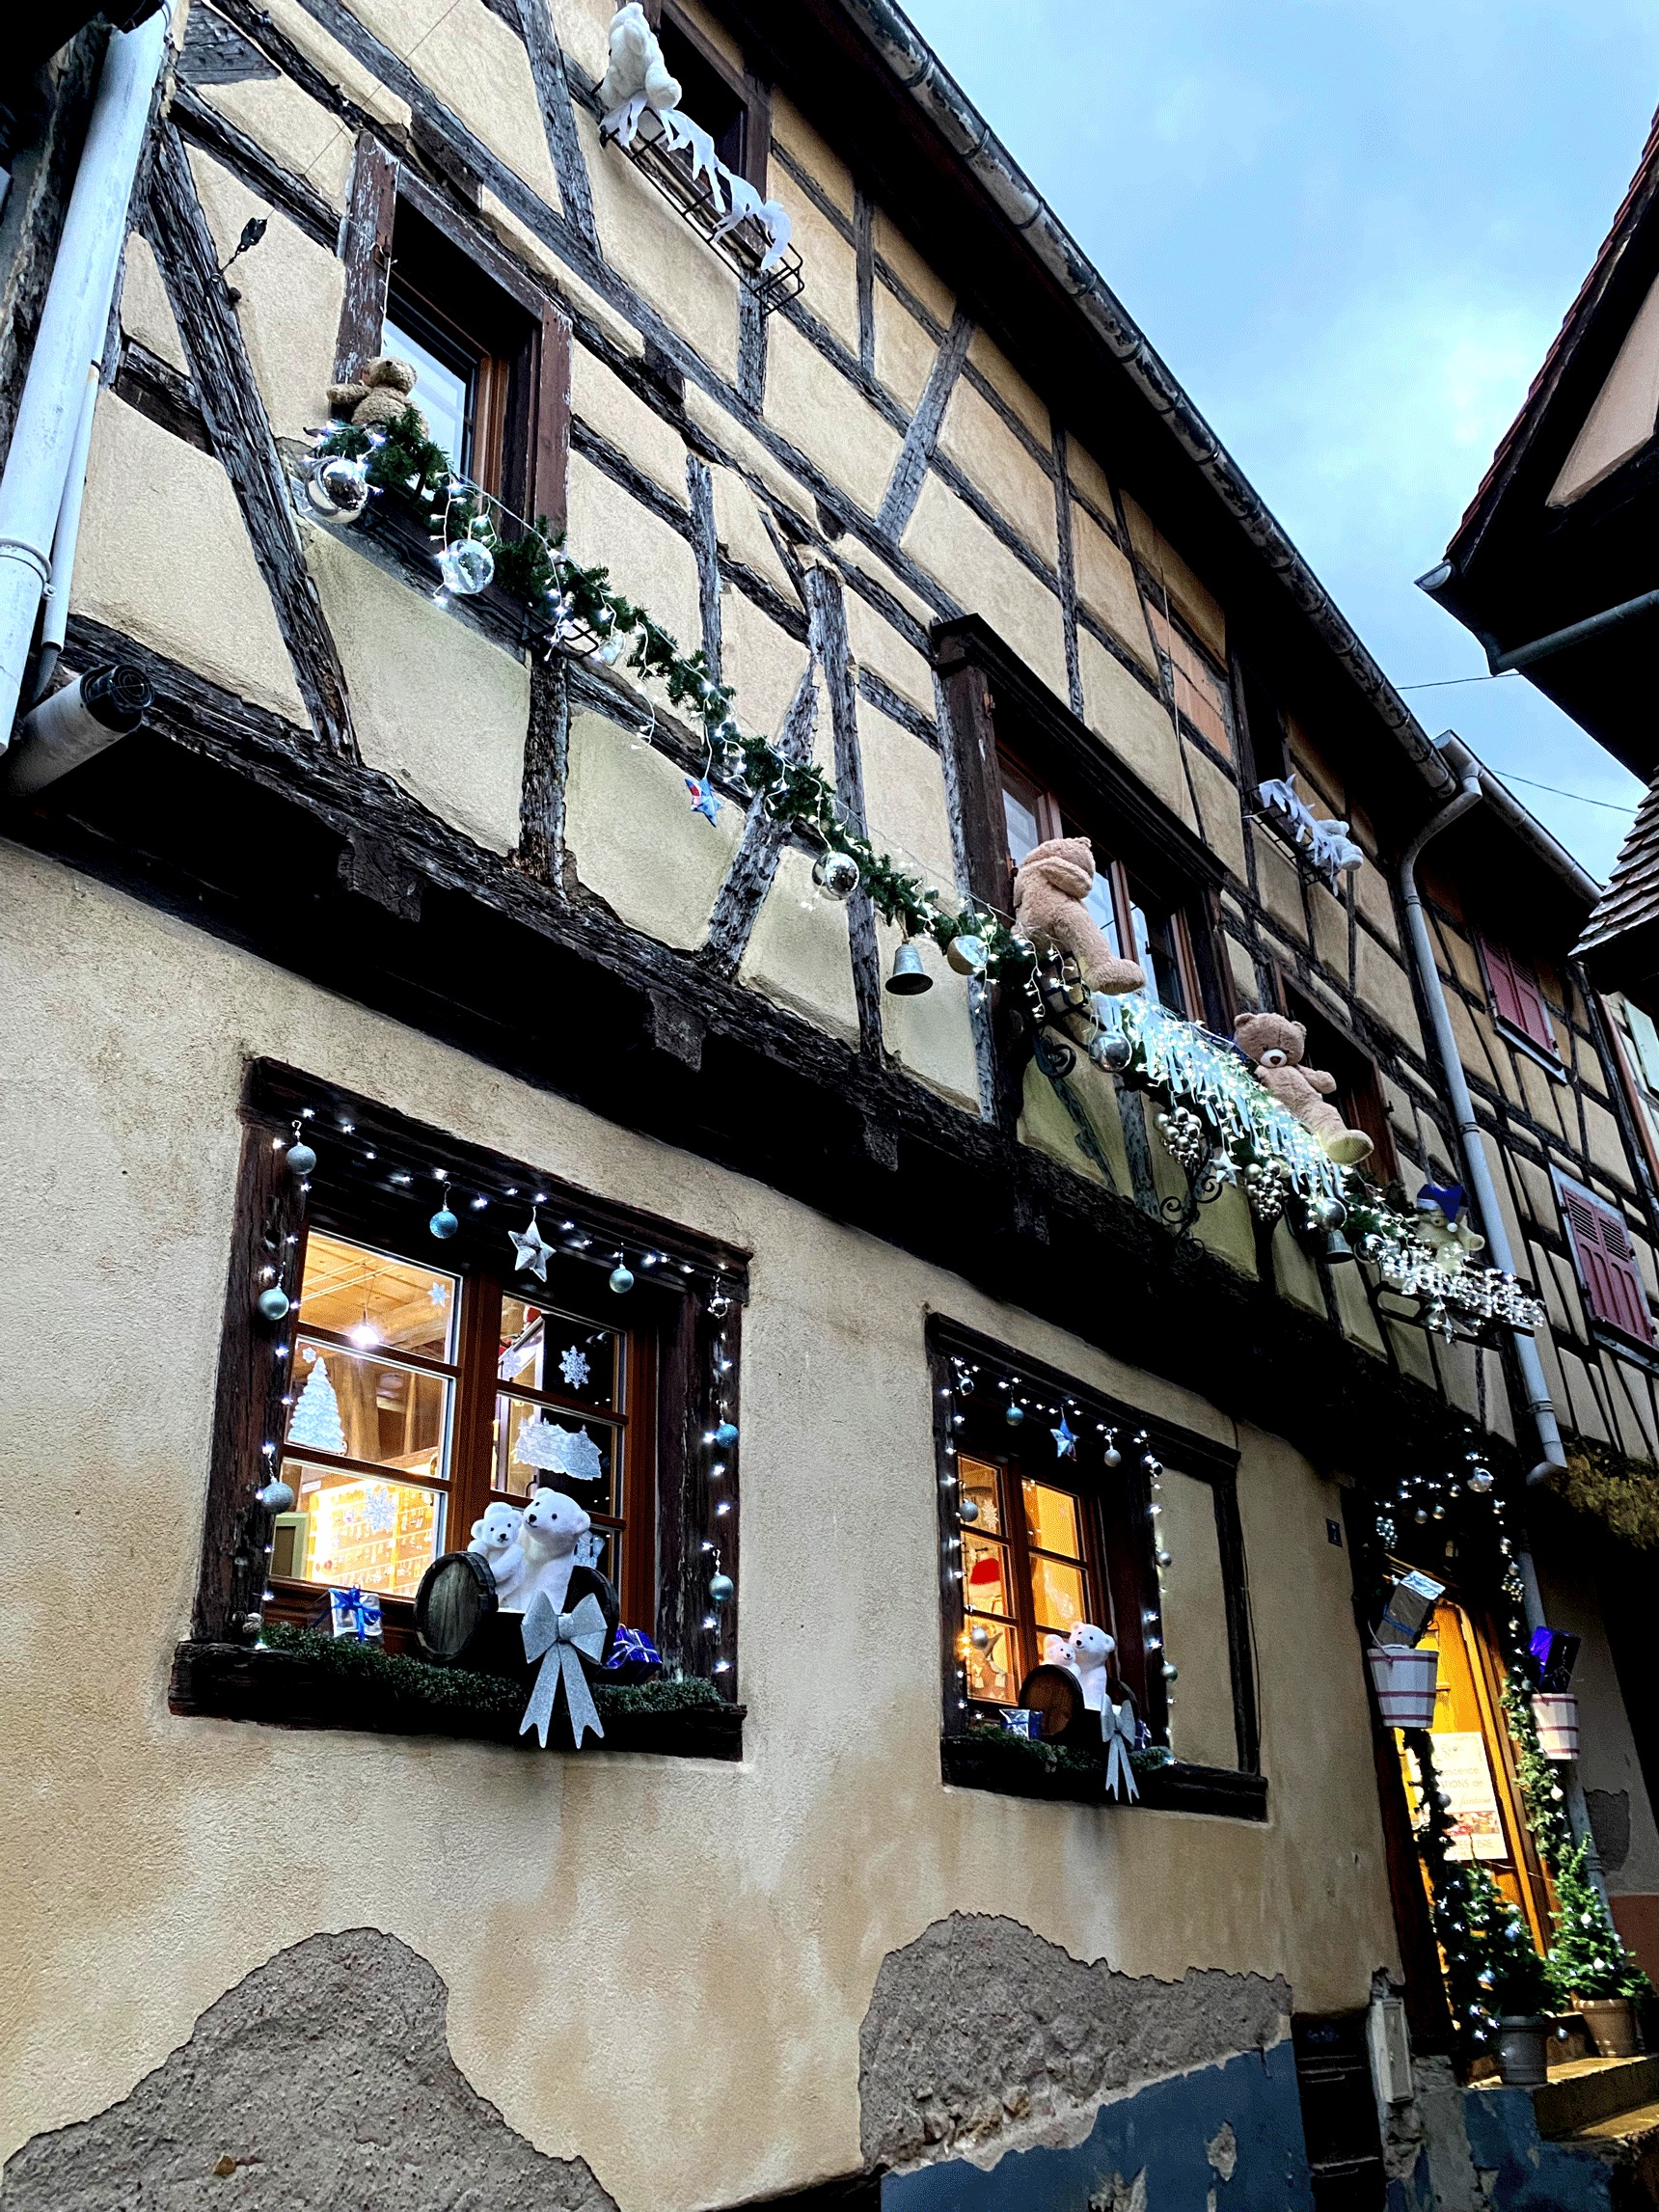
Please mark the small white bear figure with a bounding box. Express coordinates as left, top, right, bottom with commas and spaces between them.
468, 1501, 526, 1607
1042, 1631, 1070, 1666
514, 1488, 592, 1617
597, 3, 680, 144
1064, 1623, 1117, 1712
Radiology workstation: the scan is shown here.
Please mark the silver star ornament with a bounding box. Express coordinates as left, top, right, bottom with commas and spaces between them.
509, 1211, 556, 1281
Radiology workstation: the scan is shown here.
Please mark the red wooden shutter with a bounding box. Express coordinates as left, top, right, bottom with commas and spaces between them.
1478, 933, 1557, 1055
1561, 1184, 1655, 1342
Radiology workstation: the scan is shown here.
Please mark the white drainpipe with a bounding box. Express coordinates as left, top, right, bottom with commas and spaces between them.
0, 10, 170, 745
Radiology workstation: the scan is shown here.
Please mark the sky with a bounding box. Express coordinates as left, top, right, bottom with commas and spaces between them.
899, 0, 1659, 881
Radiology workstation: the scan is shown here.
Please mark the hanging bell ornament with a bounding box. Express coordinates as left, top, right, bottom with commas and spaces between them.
812, 850, 861, 902
946, 931, 989, 976
609, 1263, 635, 1295
285, 1138, 317, 1176
885, 940, 933, 996
257, 1285, 291, 1322
257, 1478, 296, 1514
709, 1572, 735, 1604
304, 453, 369, 524
959, 1497, 980, 1523
1324, 1228, 1355, 1265
438, 536, 495, 596
429, 1206, 459, 1240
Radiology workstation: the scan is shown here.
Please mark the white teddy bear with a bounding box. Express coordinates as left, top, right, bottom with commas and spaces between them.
515, 1488, 592, 1616
468, 1501, 526, 1607
1063, 1623, 1117, 1712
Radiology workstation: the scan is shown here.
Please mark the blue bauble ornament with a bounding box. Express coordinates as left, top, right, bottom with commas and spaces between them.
709, 1572, 734, 1604
714, 1421, 739, 1448
257, 1285, 290, 1321
429, 1207, 459, 1240
1005, 1404, 1025, 1427
610, 1264, 635, 1295
285, 1140, 317, 1176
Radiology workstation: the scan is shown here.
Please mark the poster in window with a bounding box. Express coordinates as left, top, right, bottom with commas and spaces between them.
1432, 1729, 1506, 1861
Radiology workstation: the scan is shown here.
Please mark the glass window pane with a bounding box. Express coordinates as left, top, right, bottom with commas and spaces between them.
1084, 873, 1125, 959
1002, 784, 1043, 864
963, 1533, 1013, 1617
383, 314, 471, 477
1030, 1555, 1088, 1638
498, 1301, 618, 1409
496, 1398, 616, 1516
288, 1339, 450, 1479
285, 1460, 443, 1598
965, 1618, 1018, 1705
297, 1233, 456, 1361
1023, 1481, 1081, 1559
959, 1457, 1003, 1535
1130, 895, 1190, 1017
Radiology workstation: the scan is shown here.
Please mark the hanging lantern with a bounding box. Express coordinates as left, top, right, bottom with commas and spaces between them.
885, 941, 933, 996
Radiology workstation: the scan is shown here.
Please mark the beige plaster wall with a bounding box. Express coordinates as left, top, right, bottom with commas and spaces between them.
1157, 1470, 1237, 1773
565, 708, 741, 946
1, 851, 1402, 2212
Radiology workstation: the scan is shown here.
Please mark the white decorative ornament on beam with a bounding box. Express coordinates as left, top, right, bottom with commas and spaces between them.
1257, 773, 1365, 888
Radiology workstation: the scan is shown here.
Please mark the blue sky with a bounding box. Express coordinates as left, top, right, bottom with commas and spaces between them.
899, 0, 1659, 879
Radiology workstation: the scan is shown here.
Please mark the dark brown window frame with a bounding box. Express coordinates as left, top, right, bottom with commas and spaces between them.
334, 136, 571, 537
175, 1059, 749, 1749
1281, 979, 1399, 1184
929, 1319, 1265, 1820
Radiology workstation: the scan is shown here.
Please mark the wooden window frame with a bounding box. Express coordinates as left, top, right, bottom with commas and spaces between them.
1475, 930, 1560, 1062
957, 1447, 1105, 1710
1555, 1169, 1656, 1346
930, 1321, 1264, 1818
334, 138, 571, 535
639, 0, 772, 190
1232, 654, 1290, 790
190, 1060, 749, 1698
1282, 981, 1398, 1182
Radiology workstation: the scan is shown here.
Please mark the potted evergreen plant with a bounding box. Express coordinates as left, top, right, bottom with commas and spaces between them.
1488, 1914, 1554, 2087
1547, 1840, 1651, 2057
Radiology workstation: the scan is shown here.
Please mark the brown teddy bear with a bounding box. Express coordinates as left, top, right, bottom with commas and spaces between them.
1234, 1011, 1373, 1165
326, 356, 426, 434
1012, 835, 1145, 996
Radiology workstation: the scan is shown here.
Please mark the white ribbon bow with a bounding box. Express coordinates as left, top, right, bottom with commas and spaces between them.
1102, 1700, 1139, 1802
519, 1591, 608, 1749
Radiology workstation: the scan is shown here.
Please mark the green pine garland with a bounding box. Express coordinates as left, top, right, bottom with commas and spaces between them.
1547, 1838, 1652, 2005
313, 412, 1027, 979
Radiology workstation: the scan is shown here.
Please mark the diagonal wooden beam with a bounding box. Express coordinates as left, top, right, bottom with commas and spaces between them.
146, 126, 358, 758
876, 307, 973, 540
702, 661, 817, 973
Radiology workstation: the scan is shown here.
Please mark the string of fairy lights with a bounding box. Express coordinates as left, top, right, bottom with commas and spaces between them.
246, 1104, 741, 1668
938, 1351, 1178, 1743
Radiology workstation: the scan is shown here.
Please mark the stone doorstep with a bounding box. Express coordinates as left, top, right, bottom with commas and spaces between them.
1533, 2053, 1659, 2139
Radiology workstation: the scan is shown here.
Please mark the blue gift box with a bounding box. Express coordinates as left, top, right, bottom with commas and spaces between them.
998, 1707, 1043, 1741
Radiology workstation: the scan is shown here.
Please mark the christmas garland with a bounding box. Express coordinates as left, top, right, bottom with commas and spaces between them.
1551, 1439, 1659, 1549
261, 1624, 722, 1721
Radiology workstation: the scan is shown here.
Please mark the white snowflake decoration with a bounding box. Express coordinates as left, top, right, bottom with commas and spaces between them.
514, 1418, 606, 1488
363, 1483, 396, 1534
558, 1345, 592, 1390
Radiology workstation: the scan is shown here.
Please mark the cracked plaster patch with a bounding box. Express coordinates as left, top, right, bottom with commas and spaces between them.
859, 1913, 1291, 2171
0, 1928, 614, 2212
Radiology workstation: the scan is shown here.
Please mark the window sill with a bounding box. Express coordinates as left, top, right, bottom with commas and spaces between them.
939, 1734, 1267, 1819
1494, 1019, 1567, 1081
170, 1639, 745, 1761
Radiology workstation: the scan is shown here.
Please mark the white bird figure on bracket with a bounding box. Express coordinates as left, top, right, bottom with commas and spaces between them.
597, 2, 681, 146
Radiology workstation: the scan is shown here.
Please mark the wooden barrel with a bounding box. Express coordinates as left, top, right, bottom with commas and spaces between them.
1018, 1663, 1103, 1749
414, 1551, 523, 1677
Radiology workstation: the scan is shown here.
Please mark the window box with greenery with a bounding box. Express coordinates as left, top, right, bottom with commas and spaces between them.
931, 1323, 1265, 1820
171, 1062, 748, 1761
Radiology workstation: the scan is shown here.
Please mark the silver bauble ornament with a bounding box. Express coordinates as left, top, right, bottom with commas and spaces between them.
1088, 1029, 1132, 1072
946, 932, 988, 975
257, 1478, 296, 1514
812, 850, 860, 901
1309, 1195, 1347, 1232
1156, 1547, 1172, 1568
969, 1625, 991, 1651
257, 1285, 291, 1321
609, 1264, 635, 1295
429, 1206, 459, 1240
304, 453, 369, 523
959, 1497, 980, 1522
285, 1139, 317, 1176
438, 537, 495, 596
1103, 1445, 1122, 1469
1466, 1466, 1494, 1494
1414, 1508, 1429, 1525
709, 1571, 735, 1604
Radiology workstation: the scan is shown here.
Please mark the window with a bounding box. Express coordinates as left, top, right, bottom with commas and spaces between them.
1476, 932, 1558, 1059
278, 1227, 645, 1614
1001, 755, 1204, 1020
959, 1455, 1100, 1705
639, 0, 769, 185
1284, 986, 1397, 1180
190, 1064, 746, 1705
1145, 603, 1232, 758
1558, 1175, 1655, 1344
1235, 658, 1289, 786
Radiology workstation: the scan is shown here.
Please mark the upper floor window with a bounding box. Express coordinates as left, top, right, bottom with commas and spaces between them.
1236, 659, 1290, 787
959, 1453, 1101, 1707
1145, 603, 1232, 758
1557, 1175, 1655, 1346
1000, 755, 1204, 1020
643, 1, 769, 185
1476, 932, 1559, 1060
1284, 986, 1397, 1180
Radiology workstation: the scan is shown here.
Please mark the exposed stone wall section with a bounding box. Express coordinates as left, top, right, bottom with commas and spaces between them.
0, 1929, 615, 2212
858, 1913, 1291, 2171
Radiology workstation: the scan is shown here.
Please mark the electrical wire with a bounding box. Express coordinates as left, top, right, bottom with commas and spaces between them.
1488, 771, 1637, 816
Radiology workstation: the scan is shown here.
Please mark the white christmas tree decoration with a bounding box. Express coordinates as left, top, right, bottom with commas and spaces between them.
514, 1418, 606, 1488
289, 1354, 347, 1454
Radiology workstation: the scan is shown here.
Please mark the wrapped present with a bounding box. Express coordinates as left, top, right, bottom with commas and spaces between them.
1530, 1625, 1581, 1693
998, 1707, 1043, 1741
1376, 1567, 1444, 1649
602, 1625, 662, 1672
329, 1586, 383, 1643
